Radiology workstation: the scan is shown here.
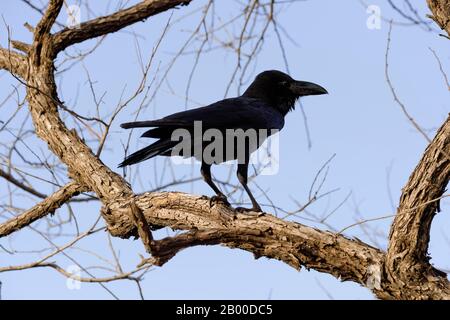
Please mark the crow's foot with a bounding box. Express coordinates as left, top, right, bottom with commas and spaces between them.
209, 194, 230, 207
234, 206, 264, 215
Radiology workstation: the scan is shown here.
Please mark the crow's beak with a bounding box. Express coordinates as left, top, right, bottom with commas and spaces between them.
290, 80, 328, 96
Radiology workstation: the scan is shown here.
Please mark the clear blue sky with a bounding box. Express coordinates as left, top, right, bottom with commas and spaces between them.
0, 0, 449, 299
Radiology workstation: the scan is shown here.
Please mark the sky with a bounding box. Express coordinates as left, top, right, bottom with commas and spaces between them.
0, 0, 449, 300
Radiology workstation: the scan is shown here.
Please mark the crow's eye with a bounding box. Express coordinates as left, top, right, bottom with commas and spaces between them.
279, 81, 289, 87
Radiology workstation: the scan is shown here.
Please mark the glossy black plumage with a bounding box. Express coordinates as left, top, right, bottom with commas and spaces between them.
119, 70, 327, 212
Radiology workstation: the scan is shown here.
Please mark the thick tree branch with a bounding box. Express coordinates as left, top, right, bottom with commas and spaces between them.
52, 0, 192, 54
0, 48, 27, 79
389, 115, 450, 259
427, 0, 450, 36
102, 191, 386, 293
34, 0, 63, 36
385, 115, 450, 299
30, 0, 63, 64
24, 0, 195, 205
20, 0, 195, 260
0, 181, 87, 238
25, 2, 133, 205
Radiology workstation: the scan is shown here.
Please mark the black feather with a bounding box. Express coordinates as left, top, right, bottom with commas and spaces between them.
118, 139, 175, 167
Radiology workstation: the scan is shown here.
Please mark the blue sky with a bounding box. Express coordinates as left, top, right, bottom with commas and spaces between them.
0, 0, 449, 299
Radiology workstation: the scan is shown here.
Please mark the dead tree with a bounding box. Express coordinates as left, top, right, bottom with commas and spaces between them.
0, 0, 449, 299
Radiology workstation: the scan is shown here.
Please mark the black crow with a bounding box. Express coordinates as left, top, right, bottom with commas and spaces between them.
119, 70, 327, 212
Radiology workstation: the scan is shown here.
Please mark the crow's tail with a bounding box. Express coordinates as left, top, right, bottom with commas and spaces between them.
120, 121, 160, 129
120, 119, 187, 129
118, 139, 175, 167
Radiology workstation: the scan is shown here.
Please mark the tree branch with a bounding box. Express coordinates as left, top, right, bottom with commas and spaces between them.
427, 0, 450, 36
2, 0, 448, 300
52, 0, 192, 54
25, 2, 133, 205
0, 48, 27, 79
31, 0, 63, 64
0, 181, 87, 238
102, 191, 386, 294
385, 115, 450, 299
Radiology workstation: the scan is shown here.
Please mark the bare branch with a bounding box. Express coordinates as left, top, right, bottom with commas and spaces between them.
0, 181, 87, 237
385, 22, 431, 142
427, 0, 450, 36
429, 47, 450, 91
103, 192, 386, 293
386, 115, 450, 299
52, 0, 192, 54
31, 0, 64, 64
0, 48, 27, 79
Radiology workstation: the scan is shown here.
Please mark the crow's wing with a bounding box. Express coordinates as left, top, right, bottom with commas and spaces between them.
120, 97, 284, 138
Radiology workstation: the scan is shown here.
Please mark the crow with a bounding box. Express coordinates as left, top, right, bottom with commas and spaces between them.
119, 70, 327, 212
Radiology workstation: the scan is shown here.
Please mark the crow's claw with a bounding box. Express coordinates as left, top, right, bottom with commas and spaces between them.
209, 194, 230, 207
234, 206, 264, 214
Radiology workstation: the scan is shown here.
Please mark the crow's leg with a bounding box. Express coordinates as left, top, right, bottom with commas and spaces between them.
235, 162, 263, 213
201, 162, 229, 206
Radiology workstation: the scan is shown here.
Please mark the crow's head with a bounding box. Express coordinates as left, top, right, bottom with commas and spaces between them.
243, 70, 327, 115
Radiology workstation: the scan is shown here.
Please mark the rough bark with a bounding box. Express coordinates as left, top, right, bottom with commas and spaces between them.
104, 191, 385, 291
384, 116, 450, 299
0, 48, 28, 79
52, 0, 192, 53
0, 182, 87, 237
26, 1, 133, 205
427, 0, 450, 35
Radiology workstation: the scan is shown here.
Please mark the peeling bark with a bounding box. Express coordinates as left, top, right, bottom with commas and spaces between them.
385, 116, 450, 299
0, 48, 28, 79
